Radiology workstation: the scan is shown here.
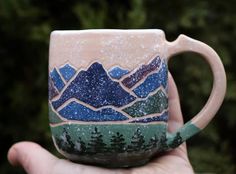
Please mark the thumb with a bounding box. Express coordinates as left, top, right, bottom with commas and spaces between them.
168, 72, 184, 133
8, 141, 57, 174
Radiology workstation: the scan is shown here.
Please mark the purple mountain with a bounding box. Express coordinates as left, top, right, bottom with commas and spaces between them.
122, 56, 162, 88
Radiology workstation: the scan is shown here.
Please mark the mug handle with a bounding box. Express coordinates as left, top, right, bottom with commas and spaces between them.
165, 34, 226, 149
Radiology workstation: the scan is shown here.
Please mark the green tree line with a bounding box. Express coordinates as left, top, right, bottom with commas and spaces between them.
55, 127, 171, 154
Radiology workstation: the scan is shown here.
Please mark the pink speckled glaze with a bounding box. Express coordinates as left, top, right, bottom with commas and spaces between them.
166, 34, 226, 129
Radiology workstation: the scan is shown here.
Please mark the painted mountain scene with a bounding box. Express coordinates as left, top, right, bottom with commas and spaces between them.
49, 56, 168, 125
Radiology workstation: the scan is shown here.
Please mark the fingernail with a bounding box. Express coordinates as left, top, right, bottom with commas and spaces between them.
8, 146, 19, 166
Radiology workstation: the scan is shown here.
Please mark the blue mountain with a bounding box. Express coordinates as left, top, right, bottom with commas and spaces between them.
108, 67, 129, 80
52, 62, 136, 109
133, 61, 168, 98
48, 76, 59, 100
59, 64, 76, 82
50, 68, 65, 92
59, 101, 129, 121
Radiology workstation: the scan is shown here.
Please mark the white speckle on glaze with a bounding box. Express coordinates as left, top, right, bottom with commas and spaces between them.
49, 30, 165, 70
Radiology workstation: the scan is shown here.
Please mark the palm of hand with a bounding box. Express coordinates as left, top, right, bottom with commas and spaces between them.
8, 74, 194, 174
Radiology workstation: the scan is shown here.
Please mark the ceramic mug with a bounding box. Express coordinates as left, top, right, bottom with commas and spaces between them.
48, 29, 226, 167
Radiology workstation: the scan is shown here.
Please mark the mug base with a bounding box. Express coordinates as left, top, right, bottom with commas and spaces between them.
71, 158, 150, 168
59, 149, 159, 168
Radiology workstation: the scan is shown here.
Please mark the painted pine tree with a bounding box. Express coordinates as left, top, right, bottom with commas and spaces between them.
145, 135, 159, 151
57, 128, 75, 153
110, 132, 126, 153
55, 136, 63, 149
87, 127, 106, 154
159, 132, 168, 151
127, 128, 145, 152
169, 132, 182, 149
65, 129, 75, 153
74, 137, 86, 154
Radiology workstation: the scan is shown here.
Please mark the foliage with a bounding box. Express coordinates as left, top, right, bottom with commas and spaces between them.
110, 132, 126, 153
145, 135, 159, 150
127, 128, 145, 152
87, 127, 107, 153
74, 137, 86, 155
0, 0, 236, 173
169, 132, 183, 149
159, 132, 169, 151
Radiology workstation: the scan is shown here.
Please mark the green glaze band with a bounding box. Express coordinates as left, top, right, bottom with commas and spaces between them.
50, 123, 170, 167
51, 123, 167, 148
167, 121, 201, 149
49, 104, 64, 124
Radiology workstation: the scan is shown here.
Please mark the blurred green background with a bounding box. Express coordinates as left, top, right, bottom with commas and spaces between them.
0, 0, 236, 173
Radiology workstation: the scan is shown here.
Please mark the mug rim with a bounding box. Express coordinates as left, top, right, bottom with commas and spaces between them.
51, 29, 165, 36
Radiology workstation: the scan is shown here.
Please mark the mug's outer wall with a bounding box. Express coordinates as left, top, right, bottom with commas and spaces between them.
48, 30, 170, 167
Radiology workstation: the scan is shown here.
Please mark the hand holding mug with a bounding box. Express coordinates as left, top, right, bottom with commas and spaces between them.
8, 73, 195, 174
